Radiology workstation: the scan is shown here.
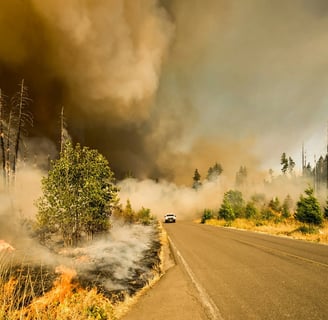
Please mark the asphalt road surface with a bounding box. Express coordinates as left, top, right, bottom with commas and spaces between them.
165, 221, 328, 320
123, 221, 328, 320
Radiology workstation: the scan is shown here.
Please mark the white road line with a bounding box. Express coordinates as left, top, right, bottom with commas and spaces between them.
168, 236, 224, 320
237, 239, 328, 268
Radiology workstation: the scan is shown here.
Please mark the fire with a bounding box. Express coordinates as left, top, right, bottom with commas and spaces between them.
51, 265, 78, 303
21, 265, 115, 319
0, 240, 15, 252
29, 265, 77, 311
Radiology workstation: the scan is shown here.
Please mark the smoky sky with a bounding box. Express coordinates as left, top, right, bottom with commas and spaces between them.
1, 0, 328, 184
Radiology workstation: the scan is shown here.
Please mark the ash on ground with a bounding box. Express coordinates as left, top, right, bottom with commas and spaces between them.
59, 222, 162, 301
0, 221, 162, 304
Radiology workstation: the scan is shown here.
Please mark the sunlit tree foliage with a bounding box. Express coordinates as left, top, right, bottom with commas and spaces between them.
36, 141, 119, 246
295, 186, 323, 226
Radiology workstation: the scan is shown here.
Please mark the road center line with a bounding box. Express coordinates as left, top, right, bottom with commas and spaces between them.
237, 239, 328, 268
168, 236, 224, 320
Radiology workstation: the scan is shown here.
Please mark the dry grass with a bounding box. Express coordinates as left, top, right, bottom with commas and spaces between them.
0, 223, 165, 320
203, 219, 328, 244
0, 257, 117, 320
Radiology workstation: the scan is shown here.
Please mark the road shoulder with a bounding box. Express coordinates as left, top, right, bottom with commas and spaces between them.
120, 224, 208, 320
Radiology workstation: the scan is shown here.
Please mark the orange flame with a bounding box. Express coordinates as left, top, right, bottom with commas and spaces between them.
0, 240, 15, 252
30, 265, 77, 311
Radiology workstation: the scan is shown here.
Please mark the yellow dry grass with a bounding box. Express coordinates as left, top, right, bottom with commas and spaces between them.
0, 263, 117, 320
203, 219, 328, 244
0, 223, 165, 320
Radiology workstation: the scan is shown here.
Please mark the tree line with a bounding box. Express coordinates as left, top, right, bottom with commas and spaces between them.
201, 186, 327, 230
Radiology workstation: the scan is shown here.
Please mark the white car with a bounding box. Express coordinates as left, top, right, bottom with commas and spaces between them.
164, 213, 176, 223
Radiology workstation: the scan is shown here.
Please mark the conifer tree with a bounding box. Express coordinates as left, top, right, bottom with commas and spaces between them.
295, 186, 323, 226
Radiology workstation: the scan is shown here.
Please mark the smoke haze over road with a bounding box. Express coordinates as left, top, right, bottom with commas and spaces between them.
1, 0, 328, 183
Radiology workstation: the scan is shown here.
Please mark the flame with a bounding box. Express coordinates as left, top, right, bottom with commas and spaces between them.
0, 240, 15, 252
22, 265, 115, 319
29, 265, 77, 312
52, 265, 77, 303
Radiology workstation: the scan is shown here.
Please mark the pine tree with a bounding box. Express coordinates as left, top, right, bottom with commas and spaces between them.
281, 152, 288, 174
206, 162, 223, 181
295, 187, 323, 226
192, 168, 202, 189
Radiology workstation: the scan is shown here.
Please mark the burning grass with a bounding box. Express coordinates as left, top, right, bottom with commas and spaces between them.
0, 269, 116, 319
0, 222, 163, 319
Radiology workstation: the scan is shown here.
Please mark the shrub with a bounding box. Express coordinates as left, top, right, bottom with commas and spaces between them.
218, 201, 235, 221
245, 202, 257, 219
137, 207, 153, 225
201, 209, 213, 224
296, 225, 319, 234
260, 207, 275, 221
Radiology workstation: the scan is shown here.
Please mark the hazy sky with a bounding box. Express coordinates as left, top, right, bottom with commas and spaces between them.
1, 0, 328, 183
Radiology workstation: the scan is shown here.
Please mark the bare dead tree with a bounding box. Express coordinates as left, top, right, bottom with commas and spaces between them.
5, 109, 13, 186
0, 81, 33, 188
11, 79, 33, 177
60, 106, 65, 153
60, 106, 70, 153
0, 89, 6, 183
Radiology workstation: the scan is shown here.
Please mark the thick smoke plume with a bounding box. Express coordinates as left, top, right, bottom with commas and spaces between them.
1, 0, 328, 184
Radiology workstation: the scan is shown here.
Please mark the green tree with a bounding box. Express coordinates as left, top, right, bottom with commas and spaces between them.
218, 199, 235, 221
282, 194, 293, 218
192, 168, 202, 189
295, 187, 323, 226
137, 207, 153, 225
323, 198, 328, 220
268, 197, 281, 212
245, 202, 258, 219
288, 157, 295, 174
206, 162, 223, 181
235, 166, 247, 187
218, 190, 245, 220
36, 141, 119, 246
281, 152, 288, 174
121, 199, 135, 223
201, 208, 213, 224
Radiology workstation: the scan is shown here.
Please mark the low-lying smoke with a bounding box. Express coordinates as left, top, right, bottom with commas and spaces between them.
118, 172, 311, 220
0, 164, 160, 295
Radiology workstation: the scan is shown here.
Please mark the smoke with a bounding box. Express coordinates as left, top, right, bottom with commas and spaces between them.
0, 164, 160, 294
1, 0, 328, 184
118, 172, 311, 221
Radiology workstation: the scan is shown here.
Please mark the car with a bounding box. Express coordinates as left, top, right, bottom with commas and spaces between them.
164, 213, 176, 223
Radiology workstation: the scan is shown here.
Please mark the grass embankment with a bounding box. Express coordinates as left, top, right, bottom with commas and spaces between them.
202, 218, 328, 244
0, 255, 163, 320
0, 258, 116, 320
0, 224, 165, 320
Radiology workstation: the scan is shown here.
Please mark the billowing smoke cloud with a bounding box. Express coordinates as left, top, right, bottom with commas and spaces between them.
1, 0, 328, 184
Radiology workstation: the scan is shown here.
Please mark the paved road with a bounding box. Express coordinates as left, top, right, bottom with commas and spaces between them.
165, 221, 328, 320
122, 221, 328, 320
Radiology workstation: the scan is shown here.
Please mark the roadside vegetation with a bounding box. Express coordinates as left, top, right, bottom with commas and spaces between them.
200, 185, 328, 244
196, 155, 328, 244
0, 82, 158, 320
1, 81, 328, 319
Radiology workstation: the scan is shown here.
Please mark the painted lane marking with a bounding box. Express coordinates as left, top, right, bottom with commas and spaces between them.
237, 239, 328, 269
168, 236, 224, 320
